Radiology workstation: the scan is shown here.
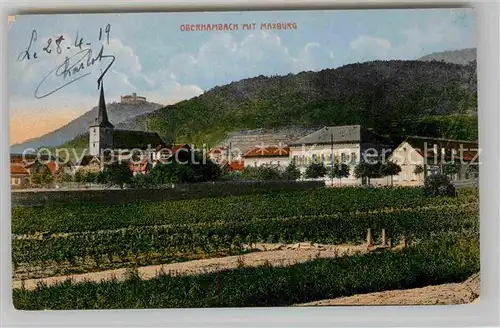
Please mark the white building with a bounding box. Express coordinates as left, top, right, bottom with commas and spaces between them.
288, 125, 392, 184
242, 145, 290, 169
389, 136, 479, 186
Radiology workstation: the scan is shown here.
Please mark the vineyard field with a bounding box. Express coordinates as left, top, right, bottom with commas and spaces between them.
12, 187, 479, 235
13, 236, 480, 310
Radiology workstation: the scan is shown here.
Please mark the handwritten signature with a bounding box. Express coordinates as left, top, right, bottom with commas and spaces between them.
35, 45, 115, 99
18, 24, 114, 98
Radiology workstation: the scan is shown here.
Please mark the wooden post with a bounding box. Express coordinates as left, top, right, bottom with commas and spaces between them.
387, 238, 392, 249
366, 228, 373, 247
402, 236, 407, 248
381, 229, 386, 247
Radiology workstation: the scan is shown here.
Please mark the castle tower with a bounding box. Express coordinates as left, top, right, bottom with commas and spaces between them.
89, 81, 114, 156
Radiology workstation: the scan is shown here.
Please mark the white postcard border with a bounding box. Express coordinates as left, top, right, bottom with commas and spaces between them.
0, 1, 498, 327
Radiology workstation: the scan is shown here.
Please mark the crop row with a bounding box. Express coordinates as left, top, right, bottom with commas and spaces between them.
12, 187, 478, 235
12, 205, 479, 266
13, 235, 480, 309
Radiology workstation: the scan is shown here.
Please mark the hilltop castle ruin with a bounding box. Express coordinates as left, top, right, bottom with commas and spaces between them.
120, 93, 147, 104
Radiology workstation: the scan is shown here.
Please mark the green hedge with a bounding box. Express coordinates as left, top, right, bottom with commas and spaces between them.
11, 180, 324, 207
12, 187, 478, 235
13, 236, 480, 309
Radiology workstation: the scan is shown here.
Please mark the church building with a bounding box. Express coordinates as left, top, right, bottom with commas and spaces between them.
88, 82, 167, 162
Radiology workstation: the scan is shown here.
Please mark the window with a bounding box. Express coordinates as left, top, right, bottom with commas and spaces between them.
341, 153, 346, 163
277, 161, 280, 166
321, 154, 325, 162
351, 152, 357, 164
93, 128, 96, 135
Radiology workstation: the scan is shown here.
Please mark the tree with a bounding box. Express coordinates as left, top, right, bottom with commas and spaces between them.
82, 172, 99, 184
55, 172, 73, 184
413, 164, 424, 179
305, 162, 327, 179
103, 161, 133, 188
467, 164, 479, 178
442, 161, 461, 180
242, 165, 282, 181
282, 161, 301, 181
380, 161, 402, 186
31, 170, 54, 186
328, 162, 350, 185
199, 156, 221, 182
129, 173, 156, 189
74, 170, 85, 183
423, 173, 456, 197
149, 151, 221, 185
354, 161, 382, 186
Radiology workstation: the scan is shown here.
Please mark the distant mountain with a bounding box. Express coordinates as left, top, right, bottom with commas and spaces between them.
10, 101, 163, 153
418, 48, 476, 65
59, 59, 479, 154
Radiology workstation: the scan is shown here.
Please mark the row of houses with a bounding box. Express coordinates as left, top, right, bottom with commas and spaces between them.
10, 82, 479, 188
10, 126, 479, 189
214, 125, 479, 186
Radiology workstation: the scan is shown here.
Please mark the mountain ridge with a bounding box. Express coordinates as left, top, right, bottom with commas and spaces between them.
120, 59, 477, 146
10, 101, 164, 153
417, 48, 476, 65
13, 52, 478, 155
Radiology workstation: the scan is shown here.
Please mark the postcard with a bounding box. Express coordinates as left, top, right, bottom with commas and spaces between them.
9, 8, 479, 310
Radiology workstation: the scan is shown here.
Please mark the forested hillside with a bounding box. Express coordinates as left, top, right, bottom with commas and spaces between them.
61, 59, 478, 151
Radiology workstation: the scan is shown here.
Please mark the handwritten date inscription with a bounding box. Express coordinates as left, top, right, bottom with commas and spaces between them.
18, 24, 115, 98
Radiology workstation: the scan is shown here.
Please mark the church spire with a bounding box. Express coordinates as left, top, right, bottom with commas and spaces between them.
96, 79, 114, 128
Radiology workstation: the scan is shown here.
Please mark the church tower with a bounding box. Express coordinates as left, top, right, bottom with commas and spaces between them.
89, 81, 114, 156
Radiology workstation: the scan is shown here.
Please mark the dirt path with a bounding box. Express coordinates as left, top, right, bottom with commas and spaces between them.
296, 273, 480, 306
13, 243, 368, 291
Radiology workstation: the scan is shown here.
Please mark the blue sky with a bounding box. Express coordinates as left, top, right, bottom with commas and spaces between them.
8, 8, 476, 144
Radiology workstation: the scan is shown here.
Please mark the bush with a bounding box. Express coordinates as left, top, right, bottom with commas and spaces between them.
424, 174, 456, 197
282, 162, 301, 181
128, 174, 157, 189
304, 162, 327, 179
242, 165, 284, 181
102, 162, 133, 188
149, 152, 221, 184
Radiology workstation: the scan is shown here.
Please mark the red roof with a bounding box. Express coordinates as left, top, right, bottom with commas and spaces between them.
45, 162, 61, 175
405, 137, 479, 163
243, 146, 290, 158
228, 161, 244, 171
10, 164, 29, 175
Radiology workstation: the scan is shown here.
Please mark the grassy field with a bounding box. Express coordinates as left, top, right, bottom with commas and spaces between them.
11, 186, 480, 308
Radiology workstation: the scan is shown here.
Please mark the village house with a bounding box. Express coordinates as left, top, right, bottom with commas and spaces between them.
242, 145, 290, 169
389, 136, 479, 186
10, 164, 30, 188
73, 155, 102, 173
9, 153, 70, 188
288, 125, 392, 182
208, 146, 244, 171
